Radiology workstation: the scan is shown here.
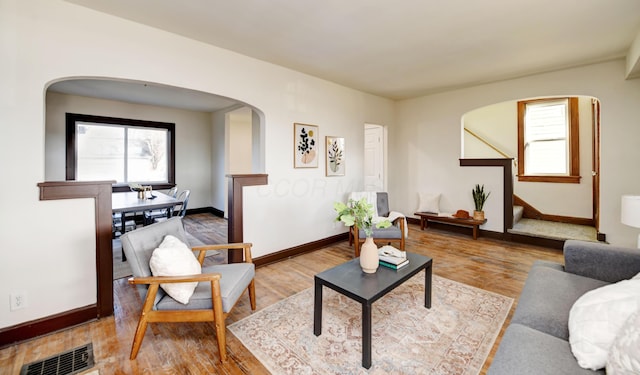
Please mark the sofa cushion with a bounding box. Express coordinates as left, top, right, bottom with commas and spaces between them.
156, 262, 254, 313
511, 266, 609, 340
568, 278, 640, 370
532, 259, 565, 272
487, 323, 604, 375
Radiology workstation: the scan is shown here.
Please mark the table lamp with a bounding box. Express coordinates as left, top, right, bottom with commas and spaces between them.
621, 195, 640, 248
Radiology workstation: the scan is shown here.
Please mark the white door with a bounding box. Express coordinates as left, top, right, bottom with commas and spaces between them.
364, 124, 384, 191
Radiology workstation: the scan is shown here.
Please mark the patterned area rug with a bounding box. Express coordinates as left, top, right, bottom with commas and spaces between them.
228, 273, 513, 374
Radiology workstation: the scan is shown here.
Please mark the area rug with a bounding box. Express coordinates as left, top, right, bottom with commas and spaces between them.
228, 274, 513, 375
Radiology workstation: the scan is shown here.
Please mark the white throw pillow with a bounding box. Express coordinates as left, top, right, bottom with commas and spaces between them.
149, 235, 201, 304
416, 193, 441, 214
607, 308, 640, 374
568, 278, 640, 370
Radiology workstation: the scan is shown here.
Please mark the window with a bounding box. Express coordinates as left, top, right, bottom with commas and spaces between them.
66, 113, 175, 191
517, 97, 580, 183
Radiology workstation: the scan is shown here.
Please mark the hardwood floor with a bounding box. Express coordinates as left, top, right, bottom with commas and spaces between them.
0, 213, 563, 375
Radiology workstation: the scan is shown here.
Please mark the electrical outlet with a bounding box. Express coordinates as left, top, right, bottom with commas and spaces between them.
10, 292, 27, 311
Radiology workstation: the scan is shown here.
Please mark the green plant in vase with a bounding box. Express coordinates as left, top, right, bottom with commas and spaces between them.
472, 184, 490, 221
334, 198, 391, 273
334, 198, 391, 237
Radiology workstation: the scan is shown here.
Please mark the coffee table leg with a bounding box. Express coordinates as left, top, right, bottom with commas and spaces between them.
314, 279, 322, 336
425, 265, 432, 308
362, 302, 372, 368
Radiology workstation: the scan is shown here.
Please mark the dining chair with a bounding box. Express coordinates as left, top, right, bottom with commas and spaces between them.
112, 212, 136, 237
152, 189, 190, 224
120, 217, 256, 362
143, 186, 179, 225
173, 189, 190, 218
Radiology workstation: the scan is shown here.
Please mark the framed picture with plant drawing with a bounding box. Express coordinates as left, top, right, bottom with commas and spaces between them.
294, 123, 319, 168
326, 136, 345, 176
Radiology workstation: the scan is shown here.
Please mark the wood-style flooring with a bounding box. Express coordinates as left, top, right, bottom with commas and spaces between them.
0, 213, 563, 375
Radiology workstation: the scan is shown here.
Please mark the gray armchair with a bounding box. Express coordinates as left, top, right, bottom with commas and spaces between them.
120, 217, 256, 362
348, 192, 406, 257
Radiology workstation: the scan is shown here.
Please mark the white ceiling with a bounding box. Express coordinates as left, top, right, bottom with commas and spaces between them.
61, 0, 640, 104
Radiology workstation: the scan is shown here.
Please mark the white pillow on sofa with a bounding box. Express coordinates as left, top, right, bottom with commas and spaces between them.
568, 278, 640, 370
607, 308, 640, 374
149, 235, 201, 304
416, 193, 440, 214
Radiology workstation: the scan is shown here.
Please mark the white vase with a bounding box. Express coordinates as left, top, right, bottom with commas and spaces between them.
360, 237, 379, 273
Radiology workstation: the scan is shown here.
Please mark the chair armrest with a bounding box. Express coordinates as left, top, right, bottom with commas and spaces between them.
564, 240, 640, 282
128, 272, 221, 285
192, 243, 253, 264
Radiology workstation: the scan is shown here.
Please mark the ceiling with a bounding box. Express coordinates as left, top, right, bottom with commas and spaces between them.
60, 0, 640, 106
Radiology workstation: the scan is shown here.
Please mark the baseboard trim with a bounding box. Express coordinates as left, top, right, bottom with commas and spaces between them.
185, 206, 224, 218
504, 232, 565, 250
0, 305, 97, 348
254, 233, 349, 267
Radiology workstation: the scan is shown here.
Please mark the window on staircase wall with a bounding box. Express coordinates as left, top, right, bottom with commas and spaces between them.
517, 97, 581, 183
66, 113, 175, 192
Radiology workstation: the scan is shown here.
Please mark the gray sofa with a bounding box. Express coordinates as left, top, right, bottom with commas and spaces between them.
488, 240, 640, 375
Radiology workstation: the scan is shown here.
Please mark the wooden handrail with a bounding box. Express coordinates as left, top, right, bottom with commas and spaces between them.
464, 128, 516, 167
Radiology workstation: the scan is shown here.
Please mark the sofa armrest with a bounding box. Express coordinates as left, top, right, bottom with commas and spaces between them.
564, 240, 640, 283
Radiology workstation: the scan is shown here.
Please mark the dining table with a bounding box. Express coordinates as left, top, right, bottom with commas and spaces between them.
112, 190, 183, 233
112, 191, 183, 261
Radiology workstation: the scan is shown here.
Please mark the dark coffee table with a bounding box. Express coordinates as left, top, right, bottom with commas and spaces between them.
313, 252, 433, 368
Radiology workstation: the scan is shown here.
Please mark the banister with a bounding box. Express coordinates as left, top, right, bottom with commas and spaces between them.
464, 128, 517, 167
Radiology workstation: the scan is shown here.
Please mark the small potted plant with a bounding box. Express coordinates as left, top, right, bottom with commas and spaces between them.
334, 198, 390, 273
472, 184, 490, 221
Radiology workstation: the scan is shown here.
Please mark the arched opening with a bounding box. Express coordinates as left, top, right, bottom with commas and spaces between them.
43, 77, 267, 317
462, 95, 601, 242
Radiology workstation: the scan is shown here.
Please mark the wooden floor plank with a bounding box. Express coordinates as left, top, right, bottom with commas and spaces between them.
0, 213, 562, 375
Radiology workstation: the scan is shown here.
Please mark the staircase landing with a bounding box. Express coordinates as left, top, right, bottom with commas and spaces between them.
509, 218, 598, 242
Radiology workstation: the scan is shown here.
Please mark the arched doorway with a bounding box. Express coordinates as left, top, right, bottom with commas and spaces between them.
462, 95, 601, 241
44, 77, 267, 318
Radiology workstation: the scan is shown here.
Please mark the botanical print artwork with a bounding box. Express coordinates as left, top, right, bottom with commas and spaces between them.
326, 136, 345, 176
294, 123, 318, 168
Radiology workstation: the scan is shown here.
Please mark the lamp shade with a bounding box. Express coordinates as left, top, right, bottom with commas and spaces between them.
621, 195, 640, 228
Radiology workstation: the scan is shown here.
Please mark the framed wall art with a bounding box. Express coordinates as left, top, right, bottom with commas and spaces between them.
326, 136, 345, 176
294, 123, 319, 168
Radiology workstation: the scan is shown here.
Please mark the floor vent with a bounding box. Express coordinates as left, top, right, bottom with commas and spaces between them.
20, 343, 94, 375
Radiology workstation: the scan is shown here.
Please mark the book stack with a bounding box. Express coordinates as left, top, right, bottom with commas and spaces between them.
378, 245, 409, 270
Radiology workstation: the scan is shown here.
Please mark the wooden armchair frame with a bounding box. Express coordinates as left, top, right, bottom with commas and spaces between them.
349, 218, 405, 257
128, 243, 256, 362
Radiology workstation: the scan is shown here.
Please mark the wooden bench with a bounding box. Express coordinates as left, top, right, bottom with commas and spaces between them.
414, 212, 487, 240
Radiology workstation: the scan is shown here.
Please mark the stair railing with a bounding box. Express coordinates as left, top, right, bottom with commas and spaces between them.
464, 128, 517, 168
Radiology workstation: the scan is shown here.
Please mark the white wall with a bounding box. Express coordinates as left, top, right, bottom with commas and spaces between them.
393, 59, 640, 246
211, 109, 227, 214
0, 0, 394, 328
463, 96, 594, 218
226, 106, 253, 174
45, 92, 214, 209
